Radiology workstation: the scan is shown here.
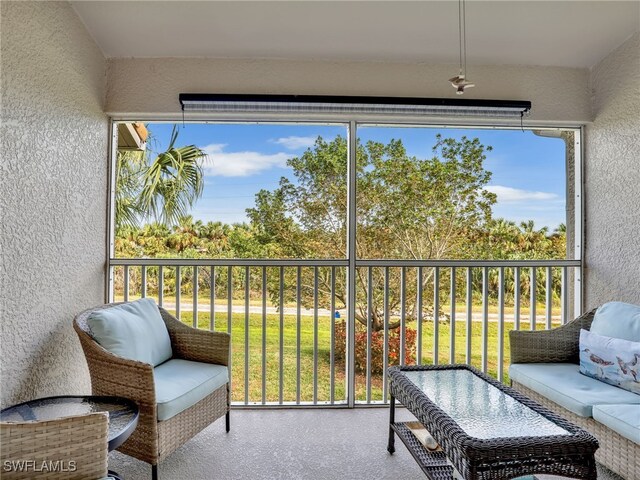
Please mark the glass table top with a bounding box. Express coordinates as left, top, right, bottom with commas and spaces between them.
403, 369, 569, 440
0, 396, 138, 443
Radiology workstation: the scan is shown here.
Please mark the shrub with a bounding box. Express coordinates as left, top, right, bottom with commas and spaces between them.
334, 321, 417, 375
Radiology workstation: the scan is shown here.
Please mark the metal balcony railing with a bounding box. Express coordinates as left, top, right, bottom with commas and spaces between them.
108, 258, 581, 407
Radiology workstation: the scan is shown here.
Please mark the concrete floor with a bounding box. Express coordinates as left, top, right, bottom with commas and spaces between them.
108, 408, 622, 480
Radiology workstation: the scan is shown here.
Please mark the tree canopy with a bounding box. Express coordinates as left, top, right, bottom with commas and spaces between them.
115, 134, 566, 331
248, 134, 496, 261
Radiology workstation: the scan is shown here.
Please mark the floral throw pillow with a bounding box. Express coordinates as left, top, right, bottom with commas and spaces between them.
579, 329, 640, 394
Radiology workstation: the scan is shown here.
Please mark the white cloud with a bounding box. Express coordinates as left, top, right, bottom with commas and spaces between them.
200, 144, 291, 177
485, 185, 559, 202
271, 136, 316, 150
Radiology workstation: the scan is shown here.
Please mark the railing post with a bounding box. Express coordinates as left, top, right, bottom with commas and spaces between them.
279, 266, 285, 405
514, 267, 521, 330
545, 266, 552, 329
400, 267, 407, 366
313, 266, 319, 405
158, 266, 164, 307
141, 266, 147, 299
244, 266, 250, 405
227, 266, 232, 398
192, 266, 198, 328
107, 265, 115, 303
465, 267, 472, 365
530, 267, 536, 330
416, 266, 423, 365
383, 267, 390, 403
227, 266, 232, 334
176, 266, 181, 320
433, 266, 440, 366
450, 267, 456, 364
210, 266, 215, 331
261, 266, 267, 405
366, 266, 372, 403
124, 265, 129, 302
329, 266, 336, 404
561, 266, 568, 325
296, 266, 302, 404
498, 266, 505, 382
482, 266, 489, 373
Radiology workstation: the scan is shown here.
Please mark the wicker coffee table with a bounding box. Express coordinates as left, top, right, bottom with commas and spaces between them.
387, 365, 598, 480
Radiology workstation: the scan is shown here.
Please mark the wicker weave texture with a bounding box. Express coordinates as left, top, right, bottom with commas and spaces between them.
159, 308, 230, 366
389, 365, 598, 480
513, 381, 639, 480
73, 303, 230, 468
509, 308, 596, 364
0, 413, 108, 480
391, 422, 452, 480
158, 384, 229, 459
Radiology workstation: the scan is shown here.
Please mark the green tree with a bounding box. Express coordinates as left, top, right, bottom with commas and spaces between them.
465, 218, 567, 305
115, 126, 207, 231
248, 135, 497, 330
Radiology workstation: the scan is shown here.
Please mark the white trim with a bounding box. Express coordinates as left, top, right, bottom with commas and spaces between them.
105, 122, 118, 303
574, 127, 584, 315
108, 112, 586, 129
346, 120, 357, 408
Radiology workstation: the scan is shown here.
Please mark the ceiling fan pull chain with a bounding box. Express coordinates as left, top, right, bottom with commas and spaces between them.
458, 0, 463, 75
450, 0, 475, 94
463, 0, 468, 78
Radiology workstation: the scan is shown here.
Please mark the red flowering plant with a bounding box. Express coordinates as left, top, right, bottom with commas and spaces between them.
334, 321, 417, 375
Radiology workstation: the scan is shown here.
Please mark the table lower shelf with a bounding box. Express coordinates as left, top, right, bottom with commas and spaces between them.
390, 422, 453, 480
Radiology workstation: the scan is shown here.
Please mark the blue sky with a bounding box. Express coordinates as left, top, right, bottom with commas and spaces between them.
146, 123, 566, 230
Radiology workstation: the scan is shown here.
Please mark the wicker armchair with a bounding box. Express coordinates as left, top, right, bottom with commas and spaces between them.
510, 308, 639, 479
74, 303, 230, 480
0, 412, 109, 480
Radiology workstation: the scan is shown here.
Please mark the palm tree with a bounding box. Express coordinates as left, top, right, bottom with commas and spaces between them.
115, 125, 207, 231
115, 150, 146, 230
518, 220, 549, 251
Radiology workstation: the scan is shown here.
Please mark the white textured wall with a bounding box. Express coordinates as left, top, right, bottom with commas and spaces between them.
106, 58, 590, 123
584, 32, 640, 309
0, 2, 108, 406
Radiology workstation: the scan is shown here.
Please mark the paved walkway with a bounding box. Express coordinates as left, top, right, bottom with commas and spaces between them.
162, 301, 562, 322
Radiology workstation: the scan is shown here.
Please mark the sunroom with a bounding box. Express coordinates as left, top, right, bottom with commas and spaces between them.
1, 1, 639, 480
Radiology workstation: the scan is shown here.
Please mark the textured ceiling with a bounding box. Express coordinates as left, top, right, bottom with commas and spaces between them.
71, 1, 639, 68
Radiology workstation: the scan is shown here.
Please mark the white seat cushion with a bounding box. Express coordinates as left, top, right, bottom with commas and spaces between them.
592, 404, 640, 444
154, 359, 228, 421
509, 363, 640, 417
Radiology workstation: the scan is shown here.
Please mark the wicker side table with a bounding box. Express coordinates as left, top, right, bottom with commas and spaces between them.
1, 396, 139, 479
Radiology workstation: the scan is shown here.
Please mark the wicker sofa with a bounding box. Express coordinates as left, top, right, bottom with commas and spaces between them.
74, 301, 230, 480
509, 306, 640, 479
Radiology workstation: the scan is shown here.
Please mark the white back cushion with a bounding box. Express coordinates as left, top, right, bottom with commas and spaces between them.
87, 298, 172, 366
591, 301, 640, 342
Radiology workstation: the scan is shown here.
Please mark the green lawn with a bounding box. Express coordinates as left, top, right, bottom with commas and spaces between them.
160, 307, 552, 404
115, 292, 559, 403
